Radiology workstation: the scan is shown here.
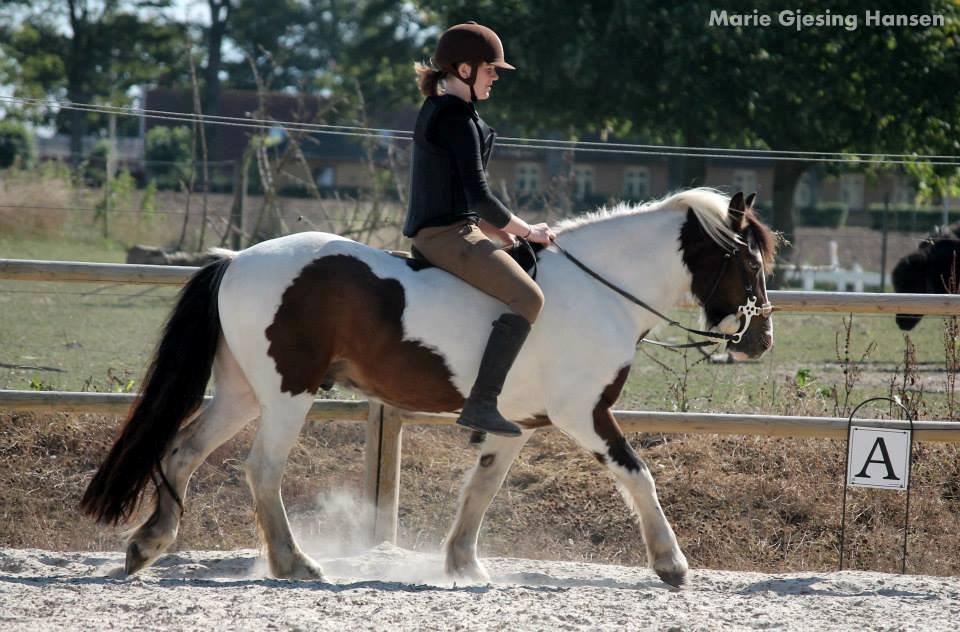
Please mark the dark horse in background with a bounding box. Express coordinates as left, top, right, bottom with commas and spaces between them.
892, 222, 960, 330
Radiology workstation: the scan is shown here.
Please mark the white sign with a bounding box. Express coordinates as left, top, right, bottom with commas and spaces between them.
847, 426, 911, 490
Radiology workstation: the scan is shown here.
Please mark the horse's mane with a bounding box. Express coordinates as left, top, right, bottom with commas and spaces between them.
554, 187, 776, 266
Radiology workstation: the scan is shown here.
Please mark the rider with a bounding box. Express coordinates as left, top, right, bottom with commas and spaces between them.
404, 22, 555, 437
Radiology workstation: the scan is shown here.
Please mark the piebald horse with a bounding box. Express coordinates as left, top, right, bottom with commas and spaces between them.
81, 188, 775, 588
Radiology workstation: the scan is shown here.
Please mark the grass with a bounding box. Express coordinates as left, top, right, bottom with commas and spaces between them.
0, 236, 175, 393
2, 219, 960, 577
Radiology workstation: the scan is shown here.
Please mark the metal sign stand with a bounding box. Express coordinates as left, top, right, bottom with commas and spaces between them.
839, 397, 915, 574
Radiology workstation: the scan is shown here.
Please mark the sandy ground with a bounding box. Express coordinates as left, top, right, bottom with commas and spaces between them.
1, 545, 958, 631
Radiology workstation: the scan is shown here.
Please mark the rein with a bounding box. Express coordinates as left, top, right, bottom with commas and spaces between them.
549, 237, 769, 348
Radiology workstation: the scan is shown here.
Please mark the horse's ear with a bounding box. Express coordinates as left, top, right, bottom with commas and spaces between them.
745, 192, 757, 211
729, 191, 747, 231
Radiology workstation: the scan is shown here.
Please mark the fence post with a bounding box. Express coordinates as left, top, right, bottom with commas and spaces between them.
364, 401, 403, 544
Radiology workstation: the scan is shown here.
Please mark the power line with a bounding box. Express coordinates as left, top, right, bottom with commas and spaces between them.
3, 95, 407, 142
0, 202, 225, 216
0, 200, 393, 217
496, 141, 960, 166
4, 94, 959, 165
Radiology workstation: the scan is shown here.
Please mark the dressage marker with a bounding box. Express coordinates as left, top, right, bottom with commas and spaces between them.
840, 397, 916, 574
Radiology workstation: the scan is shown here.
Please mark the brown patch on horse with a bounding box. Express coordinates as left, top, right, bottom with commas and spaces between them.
265, 255, 464, 412
592, 365, 644, 472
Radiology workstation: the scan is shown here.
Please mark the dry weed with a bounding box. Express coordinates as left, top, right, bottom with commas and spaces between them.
0, 166, 73, 236
4, 411, 958, 576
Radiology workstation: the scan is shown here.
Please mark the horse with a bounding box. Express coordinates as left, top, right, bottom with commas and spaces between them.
80, 188, 776, 588
892, 226, 960, 330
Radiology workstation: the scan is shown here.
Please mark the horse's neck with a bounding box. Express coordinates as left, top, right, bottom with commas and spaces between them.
553, 209, 692, 327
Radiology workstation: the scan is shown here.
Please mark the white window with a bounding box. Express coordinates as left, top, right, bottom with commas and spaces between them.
314, 166, 335, 188
793, 171, 814, 208
573, 165, 594, 200
514, 162, 541, 194
841, 174, 865, 210
732, 169, 757, 196
623, 166, 650, 199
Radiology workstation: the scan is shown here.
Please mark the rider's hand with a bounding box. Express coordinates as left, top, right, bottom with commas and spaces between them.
524, 223, 556, 245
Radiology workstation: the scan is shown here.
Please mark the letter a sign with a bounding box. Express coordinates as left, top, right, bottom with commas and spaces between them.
846, 427, 911, 490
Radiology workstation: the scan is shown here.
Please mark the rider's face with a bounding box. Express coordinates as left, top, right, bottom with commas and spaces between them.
457, 62, 499, 100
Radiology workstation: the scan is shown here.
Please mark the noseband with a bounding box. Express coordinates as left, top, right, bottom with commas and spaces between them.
551, 238, 772, 347
699, 249, 774, 344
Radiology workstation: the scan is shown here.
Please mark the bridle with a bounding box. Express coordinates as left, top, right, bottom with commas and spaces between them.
549, 237, 773, 347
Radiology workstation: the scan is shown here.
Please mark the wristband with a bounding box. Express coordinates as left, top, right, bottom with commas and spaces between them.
523, 226, 532, 239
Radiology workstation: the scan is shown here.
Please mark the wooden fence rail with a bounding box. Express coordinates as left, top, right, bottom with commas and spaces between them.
4, 257, 960, 315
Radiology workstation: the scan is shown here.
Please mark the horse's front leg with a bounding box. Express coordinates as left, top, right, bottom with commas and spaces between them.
593, 407, 687, 587
445, 430, 533, 582
549, 387, 687, 587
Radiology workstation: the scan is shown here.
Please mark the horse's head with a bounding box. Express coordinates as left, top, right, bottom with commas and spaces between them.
680, 191, 776, 359
892, 237, 960, 331
892, 249, 929, 330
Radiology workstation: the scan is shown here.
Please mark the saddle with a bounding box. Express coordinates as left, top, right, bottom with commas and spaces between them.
388, 239, 544, 279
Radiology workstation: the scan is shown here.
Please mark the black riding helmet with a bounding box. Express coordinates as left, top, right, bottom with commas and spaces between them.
433, 21, 515, 101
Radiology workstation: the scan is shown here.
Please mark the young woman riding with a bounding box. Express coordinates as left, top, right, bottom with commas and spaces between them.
405, 22, 555, 437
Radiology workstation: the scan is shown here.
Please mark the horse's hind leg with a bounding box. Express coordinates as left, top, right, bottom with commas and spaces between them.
551, 401, 687, 587
125, 340, 260, 575
445, 431, 533, 582
245, 393, 323, 580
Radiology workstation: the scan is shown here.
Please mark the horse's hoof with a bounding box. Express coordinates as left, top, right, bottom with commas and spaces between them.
656, 567, 687, 589
289, 564, 325, 581
124, 542, 150, 577
446, 560, 490, 584
272, 556, 326, 581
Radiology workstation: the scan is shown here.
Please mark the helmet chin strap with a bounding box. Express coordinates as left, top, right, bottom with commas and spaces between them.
457, 63, 480, 102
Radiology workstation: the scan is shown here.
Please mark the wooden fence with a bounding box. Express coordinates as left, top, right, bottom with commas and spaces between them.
3, 257, 960, 542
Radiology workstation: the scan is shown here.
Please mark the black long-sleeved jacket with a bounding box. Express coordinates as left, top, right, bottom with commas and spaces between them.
402, 95, 512, 238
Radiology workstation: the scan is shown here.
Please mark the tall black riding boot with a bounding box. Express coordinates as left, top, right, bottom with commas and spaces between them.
457, 313, 531, 437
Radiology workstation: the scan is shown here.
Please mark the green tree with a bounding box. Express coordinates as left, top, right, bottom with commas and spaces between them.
222, 0, 426, 112
145, 125, 193, 190
81, 138, 111, 186
0, 1, 188, 163
418, 0, 960, 269
0, 120, 36, 169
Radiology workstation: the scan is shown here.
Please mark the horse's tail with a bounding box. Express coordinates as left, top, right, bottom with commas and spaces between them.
80, 256, 234, 525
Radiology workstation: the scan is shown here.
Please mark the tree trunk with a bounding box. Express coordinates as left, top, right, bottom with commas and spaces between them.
203, 0, 230, 163
66, 0, 90, 166
771, 161, 805, 288
666, 136, 708, 190
225, 147, 251, 250
67, 96, 87, 167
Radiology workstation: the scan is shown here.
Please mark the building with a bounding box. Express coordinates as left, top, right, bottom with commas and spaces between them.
36, 87, 950, 219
